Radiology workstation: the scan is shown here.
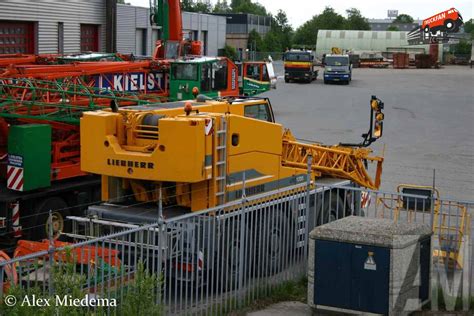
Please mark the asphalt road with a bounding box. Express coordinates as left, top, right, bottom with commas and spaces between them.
263, 63, 474, 201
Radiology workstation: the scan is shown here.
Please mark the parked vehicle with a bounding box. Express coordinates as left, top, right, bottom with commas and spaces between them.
323, 54, 352, 84
283, 50, 318, 83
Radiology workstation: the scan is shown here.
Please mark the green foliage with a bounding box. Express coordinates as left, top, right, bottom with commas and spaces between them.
1, 256, 162, 316
0, 249, 87, 316
294, 7, 345, 46
344, 8, 370, 30
248, 29, 264, 51
272, 10, 294, 51
393, 14, 414, 24
463, 19, 474, 39
232, 0, 267, 16
387, 25, 400, 31
213, 0, 231, 13
119, 262, 162, 315
453, 39, 472, 55
262, 31, 281, 52
221, 44, 239, 60
181, 0, 212, 13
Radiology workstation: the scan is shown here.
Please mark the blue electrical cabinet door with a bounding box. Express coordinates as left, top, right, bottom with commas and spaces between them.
315, 240, 390, 315
314, 240, 352, 309
351, 244, 390, 314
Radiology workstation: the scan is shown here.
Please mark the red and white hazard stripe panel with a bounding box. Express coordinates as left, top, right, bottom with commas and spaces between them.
361, 191, 371, 209
7, 165, 24, 191
11, 202, 22, 238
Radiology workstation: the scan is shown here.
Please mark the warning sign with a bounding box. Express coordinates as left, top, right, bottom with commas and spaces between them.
364, 252, 377, 271
205, 119, 214, 135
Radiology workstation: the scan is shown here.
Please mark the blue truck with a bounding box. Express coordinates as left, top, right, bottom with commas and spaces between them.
323, 54, 352, 85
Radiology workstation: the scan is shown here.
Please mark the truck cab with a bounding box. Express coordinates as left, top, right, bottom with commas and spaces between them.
237, 61, 277, 95
169, 57, 239, 101
283, 50, 318, 83
323, 54, 352, 84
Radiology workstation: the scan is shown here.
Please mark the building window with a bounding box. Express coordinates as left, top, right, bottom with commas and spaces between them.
80, 24, 98, 52
0, 21, 35, 54
58, 22, 64, 54
201, 30, 208, 55
135, 28, 147, 56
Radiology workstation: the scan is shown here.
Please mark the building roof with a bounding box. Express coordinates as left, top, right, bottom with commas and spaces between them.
368, 18, 422, 25
316, 30, 414, 55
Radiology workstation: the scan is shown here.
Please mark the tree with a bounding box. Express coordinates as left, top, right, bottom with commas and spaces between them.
213, 0, 231, 13
262, 30, 281, 51
268, 10, 293, 51
233, 0, 267, 16
293, 7, 345, 46
453, 39, 472, 54
393, 14, 414, 24
463, 19, 474, 39
181, 0, 211, 13
221, 44, 238, 60
248, 29, 263, 51
387, 25, 400, 31
344, 8, 370, 30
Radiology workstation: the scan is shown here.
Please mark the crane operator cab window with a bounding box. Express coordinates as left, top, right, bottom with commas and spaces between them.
201, 60, 228, 92
262, 65, 269, 82
172, 63, 198, 81
244, 103, 273, 122
246, 64, 261, 80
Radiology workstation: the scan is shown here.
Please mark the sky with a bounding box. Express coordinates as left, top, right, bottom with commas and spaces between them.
128, 0, 472, 28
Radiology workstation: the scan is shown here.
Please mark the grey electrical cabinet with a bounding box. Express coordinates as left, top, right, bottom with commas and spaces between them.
308, 216, 432, 316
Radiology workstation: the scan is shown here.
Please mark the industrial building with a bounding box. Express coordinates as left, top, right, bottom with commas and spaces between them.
368, 18, 421, 32
213, 13, 271, 59
0, 0, 226, 56
315, 29, 440, 60
117, 4, 226, 56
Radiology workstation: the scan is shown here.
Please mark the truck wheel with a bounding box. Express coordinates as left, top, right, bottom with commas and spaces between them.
285, 78, 289, 83
260, 210, 288, 275
315, 192, 345, 225
218, 218, 251, 292
33, 197, 70, 240
324, 80, 328, 84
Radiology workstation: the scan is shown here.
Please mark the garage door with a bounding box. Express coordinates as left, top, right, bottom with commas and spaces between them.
80, 24, 99, 52
0, 21, 35, 54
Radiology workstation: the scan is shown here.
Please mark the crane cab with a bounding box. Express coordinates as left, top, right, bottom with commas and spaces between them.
169, 57, 239, 101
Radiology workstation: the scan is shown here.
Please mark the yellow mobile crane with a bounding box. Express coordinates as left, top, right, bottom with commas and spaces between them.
80, 96, 384, 212
75, 95, 385, 286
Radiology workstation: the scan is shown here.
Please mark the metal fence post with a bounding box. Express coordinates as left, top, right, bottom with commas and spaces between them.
304, 155, 313, 263
48, 210, 54, 296
157, 188, 164, 306
238, 171, 247, 306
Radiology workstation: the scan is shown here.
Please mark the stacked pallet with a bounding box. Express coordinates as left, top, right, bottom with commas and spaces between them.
392, 53, 409, 69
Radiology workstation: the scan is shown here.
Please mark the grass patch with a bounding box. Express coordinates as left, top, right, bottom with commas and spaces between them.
226, 276, 308, 315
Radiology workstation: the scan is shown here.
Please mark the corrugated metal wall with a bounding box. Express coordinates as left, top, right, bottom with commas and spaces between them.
117, 5, 226, 57
182, 12, 227, 56
0, 0, 106, 54
117, 4, 158, 56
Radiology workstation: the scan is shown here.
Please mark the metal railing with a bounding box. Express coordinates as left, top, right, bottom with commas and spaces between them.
0, 180, 472, 314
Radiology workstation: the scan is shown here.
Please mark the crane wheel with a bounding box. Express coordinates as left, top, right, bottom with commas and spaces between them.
33, 197, 70, 240
316, 192, 345, 225
259, 210, 289, 275
217, 217, 252, 292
